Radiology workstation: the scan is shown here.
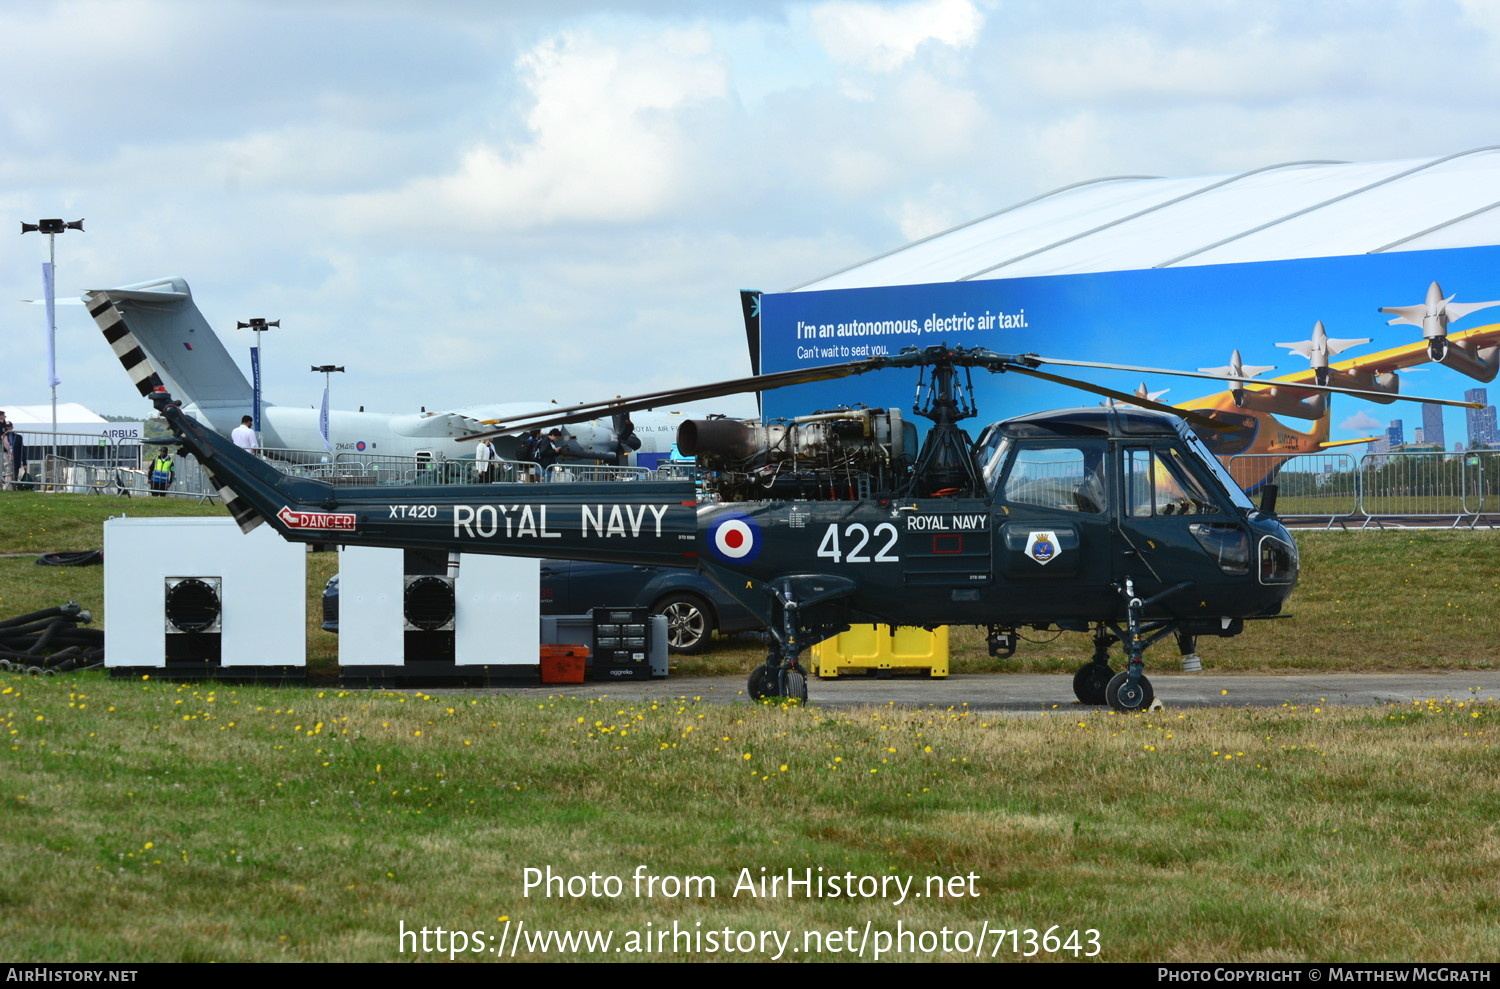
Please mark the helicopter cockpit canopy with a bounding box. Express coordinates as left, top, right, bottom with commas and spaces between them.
972, 406, 1256, 514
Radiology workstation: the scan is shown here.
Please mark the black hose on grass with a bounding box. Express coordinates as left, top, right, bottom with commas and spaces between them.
0, 602, 104, 669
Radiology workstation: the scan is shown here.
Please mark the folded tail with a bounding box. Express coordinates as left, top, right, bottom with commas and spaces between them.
84, 277, 256, 436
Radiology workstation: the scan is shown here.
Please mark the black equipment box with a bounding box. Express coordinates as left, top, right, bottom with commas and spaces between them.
590, 607, 653, 680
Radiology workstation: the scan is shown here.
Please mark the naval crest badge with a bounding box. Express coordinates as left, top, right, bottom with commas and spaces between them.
1025, 530, 1060, 566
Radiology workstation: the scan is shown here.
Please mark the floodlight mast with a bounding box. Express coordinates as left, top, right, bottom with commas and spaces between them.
18, 218, 84, 489
236, 318, 280, 443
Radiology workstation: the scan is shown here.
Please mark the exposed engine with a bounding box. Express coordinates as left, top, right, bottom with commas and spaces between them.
676, 407, 917, 501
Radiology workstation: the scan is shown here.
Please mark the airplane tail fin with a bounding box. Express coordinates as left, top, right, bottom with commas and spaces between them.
84, 278, 256, 435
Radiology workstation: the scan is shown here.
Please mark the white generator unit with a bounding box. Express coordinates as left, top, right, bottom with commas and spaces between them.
336, 546, 538, 685
104, 516, 306, 678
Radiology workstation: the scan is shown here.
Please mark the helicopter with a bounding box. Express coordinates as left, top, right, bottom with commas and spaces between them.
130, 332, 1476, 712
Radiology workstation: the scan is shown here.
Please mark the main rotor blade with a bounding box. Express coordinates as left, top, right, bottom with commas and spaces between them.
1007, 365, 1237, 431
1031, 356, 1482, 409
464, 358, 889, 439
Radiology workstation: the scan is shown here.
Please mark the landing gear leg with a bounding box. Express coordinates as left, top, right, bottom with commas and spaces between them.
749, 628, 804, 703
749, 576, 854, 704
1104, 578, 1168, 713
1072, 624, 1116, 705
769, 599, 811, 702
755, 635, 809, 703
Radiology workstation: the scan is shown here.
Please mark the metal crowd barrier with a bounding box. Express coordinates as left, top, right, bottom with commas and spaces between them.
1228, 450, 1497, 527
652, 462, 699, 482
5, 448, 221, 502
1462, 451, 1499, 516
5, 430, 144, 491
1356, 451, 1470, 521
545, 464, 652, 483
0, 435, 684, 498
255, 446, 338, 468
257, 449, 648, 485
1226, 453, 1360, 523
106, 452, 221, 501
268, 460, 382, 486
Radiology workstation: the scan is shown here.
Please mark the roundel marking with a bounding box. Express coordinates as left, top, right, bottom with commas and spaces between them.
356, 441, 367, 452
709, 514, 761, 563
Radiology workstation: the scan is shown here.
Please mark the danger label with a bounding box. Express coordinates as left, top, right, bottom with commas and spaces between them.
277, 506, 357, 531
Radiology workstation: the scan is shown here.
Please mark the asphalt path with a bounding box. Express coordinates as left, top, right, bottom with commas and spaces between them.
488, 670, 1500, 712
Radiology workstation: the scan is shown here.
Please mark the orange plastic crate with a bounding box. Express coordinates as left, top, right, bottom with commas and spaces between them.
539, 644, 589, 684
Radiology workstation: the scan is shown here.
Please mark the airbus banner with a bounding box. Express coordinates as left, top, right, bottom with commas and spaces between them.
320, 382, 332, 453
251, 346, 262, 433
42, 262, 59, 389
759, 245, 1500, 455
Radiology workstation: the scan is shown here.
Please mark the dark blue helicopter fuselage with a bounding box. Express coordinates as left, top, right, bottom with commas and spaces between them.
167, 400, 1296, 637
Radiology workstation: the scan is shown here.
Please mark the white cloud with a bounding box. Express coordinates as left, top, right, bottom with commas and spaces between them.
9, 0, 1500, 422
336, 27, 729, 233
808, 0, 982, 72
1011, 29, 1342, 105
891, 182, 970, 241
1457, 0, 1500, 40
1340, 411, 1384, 432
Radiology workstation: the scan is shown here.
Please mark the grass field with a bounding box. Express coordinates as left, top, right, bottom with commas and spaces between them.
0, 675, 1493, 962
1, 493, 1497, 962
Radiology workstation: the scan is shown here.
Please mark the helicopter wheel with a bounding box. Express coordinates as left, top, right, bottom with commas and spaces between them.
782, 669, 808, 704
747, 664, 780, 700
1105, 670, 1154, 713
1072, 662, 1113, 705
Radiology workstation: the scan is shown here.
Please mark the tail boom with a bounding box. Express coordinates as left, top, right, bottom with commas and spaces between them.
158, 394, 699, 566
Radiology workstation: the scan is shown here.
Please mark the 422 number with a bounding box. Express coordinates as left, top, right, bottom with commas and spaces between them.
816, 522, 900, 564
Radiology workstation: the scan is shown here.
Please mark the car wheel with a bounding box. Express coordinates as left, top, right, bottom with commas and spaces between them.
655, 593, 714, 654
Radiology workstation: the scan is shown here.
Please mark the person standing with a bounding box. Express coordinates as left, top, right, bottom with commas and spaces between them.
231, 415, 257, 453
0, 414, 10, 490
533, 429, 563, 474
149, 450, 175, 497
516, 430, 542, 481
474, 436, 496, 482
0, 422, 16, 491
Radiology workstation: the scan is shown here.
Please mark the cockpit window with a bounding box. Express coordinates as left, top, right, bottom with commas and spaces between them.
1125, 447, 1222, 517
1178, 424, 1256, 510
977, 432, 1012, 494
1002, 445, 1105, 514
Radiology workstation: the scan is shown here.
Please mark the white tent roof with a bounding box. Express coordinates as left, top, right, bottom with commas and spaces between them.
794, 147, 1500, 292
4, 403, 109, 425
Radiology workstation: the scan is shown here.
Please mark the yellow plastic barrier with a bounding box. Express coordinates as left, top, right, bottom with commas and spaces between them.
810, 624, 949, 679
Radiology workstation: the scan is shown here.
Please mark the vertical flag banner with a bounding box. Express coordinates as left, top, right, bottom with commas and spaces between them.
41, 263, 59, 388
319, 382, 332, 452
250, 347, 262, 432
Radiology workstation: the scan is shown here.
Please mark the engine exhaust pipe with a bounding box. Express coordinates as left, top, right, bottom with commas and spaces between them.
677, 420, 760, 459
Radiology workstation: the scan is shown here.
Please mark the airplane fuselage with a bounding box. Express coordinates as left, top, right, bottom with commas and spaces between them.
215, 404, 684, 463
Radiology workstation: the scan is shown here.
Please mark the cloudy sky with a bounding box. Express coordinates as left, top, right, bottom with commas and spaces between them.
4, 0, 1499, 422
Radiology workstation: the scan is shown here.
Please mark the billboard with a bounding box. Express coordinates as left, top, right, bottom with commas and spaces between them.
759, 245, 1500, 456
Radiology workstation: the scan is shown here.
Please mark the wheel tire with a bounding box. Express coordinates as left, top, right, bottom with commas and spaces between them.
656, 593, 714, 655
747, 664, 779, 700
1072, 662, 1113, 705
1105, 670, 1155, 713
783, 669, 808, 704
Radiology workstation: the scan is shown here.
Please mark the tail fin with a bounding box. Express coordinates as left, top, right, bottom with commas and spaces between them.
84, 278, 255, 435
